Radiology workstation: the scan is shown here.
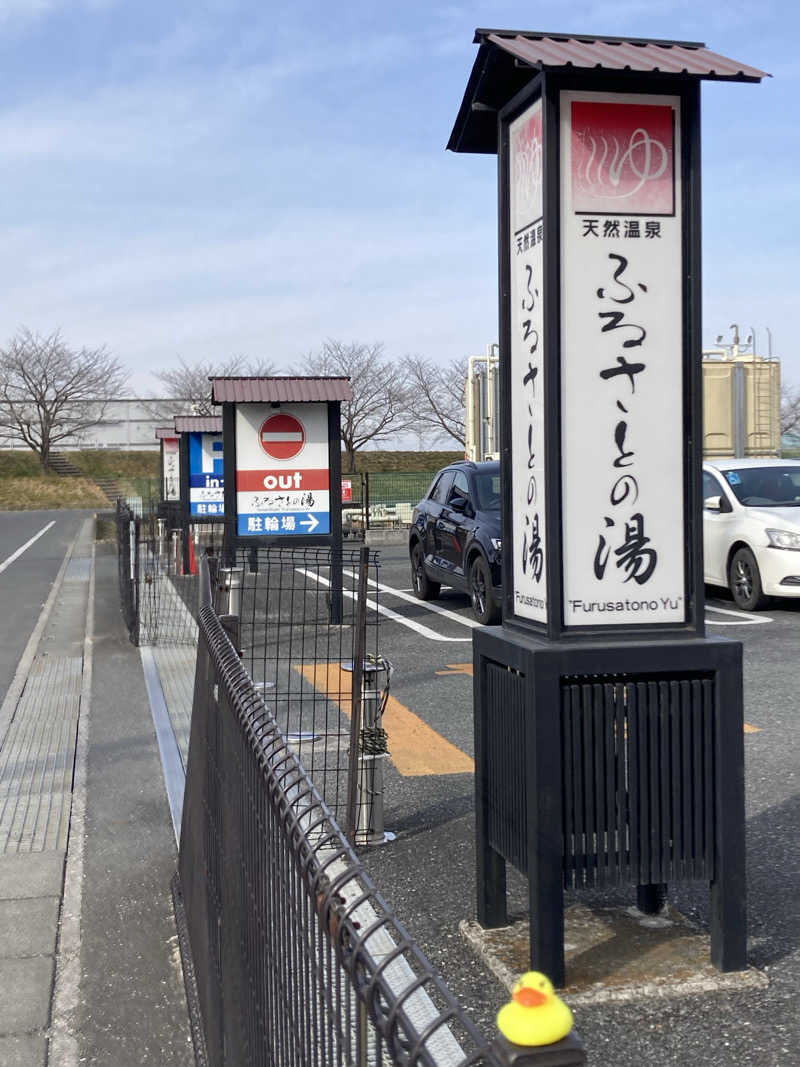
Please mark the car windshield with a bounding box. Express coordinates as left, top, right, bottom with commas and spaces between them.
475, 472, 501, 511
720, 465, 800, 507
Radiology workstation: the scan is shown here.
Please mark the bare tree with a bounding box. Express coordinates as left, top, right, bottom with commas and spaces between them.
403, 355, 467, 447
0, 327, 128, 472
149, 355, 280, 417
781, 382, 800, 437
303, 340, 411, 472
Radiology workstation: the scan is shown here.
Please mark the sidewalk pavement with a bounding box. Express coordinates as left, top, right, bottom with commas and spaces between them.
0, 519, 193, 1066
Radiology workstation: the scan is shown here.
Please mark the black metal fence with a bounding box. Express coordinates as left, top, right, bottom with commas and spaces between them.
177, 552, 504, 1066
115, 498, 199, 646
217, 545, 385, 831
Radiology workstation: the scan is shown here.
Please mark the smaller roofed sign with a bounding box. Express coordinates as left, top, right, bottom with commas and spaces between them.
210, 377, 352, 544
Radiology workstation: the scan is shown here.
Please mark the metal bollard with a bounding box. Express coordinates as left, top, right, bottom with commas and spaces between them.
344, 656, 394, 846
156, 519, 166, 559
170, 530, 181, 575
215, 566, 244, 618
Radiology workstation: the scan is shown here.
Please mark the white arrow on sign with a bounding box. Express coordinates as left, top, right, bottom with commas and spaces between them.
300, 513, 320, 532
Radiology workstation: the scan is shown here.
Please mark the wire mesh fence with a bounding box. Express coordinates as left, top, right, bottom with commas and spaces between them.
366, 471, 436, 514
177, 554, 504, 1067
339, 471, 440, 536
116, 498, 199, 646
221, 545, 385, 831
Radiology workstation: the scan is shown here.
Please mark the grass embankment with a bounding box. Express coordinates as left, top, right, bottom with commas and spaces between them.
0, 477, 110, 511
0, 449, 160, 510
350, 451, 462, 472
0, 448, 463, 509
65, 450, 159, 478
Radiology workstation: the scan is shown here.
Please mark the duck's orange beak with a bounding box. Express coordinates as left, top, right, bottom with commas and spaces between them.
513, 986, 548, 1007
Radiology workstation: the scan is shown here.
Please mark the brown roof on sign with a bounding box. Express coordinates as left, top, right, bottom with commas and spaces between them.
448, 30, 769, 154
210, 376, 353, 404
155, 426, 178, 440
173, 416, 222, 433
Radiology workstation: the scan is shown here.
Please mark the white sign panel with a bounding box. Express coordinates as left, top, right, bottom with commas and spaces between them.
162, 437, 180, 501
509, 98, 547, 623
235, 403, 330, 536
188, 431, 224, 517
560, 91, 686, 626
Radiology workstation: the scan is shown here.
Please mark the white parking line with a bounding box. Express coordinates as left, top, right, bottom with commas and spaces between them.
335, 570, 772, 632
344, 570, 480, 629
0, 521, 55, 576
705, 602, 772, 625
360, 572, 775, 631
298, 569, 471, 642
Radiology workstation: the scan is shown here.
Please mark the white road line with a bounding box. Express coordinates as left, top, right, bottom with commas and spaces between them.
344, 570, 480, 629
297, 569, 471, 643
0, 520, 55, 575
705, 603, 772, 625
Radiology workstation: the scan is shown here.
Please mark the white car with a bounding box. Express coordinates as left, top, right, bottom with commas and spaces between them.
703, 458, 800, 610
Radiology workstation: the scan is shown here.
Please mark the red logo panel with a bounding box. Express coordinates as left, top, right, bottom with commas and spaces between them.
571, 101, 675, 215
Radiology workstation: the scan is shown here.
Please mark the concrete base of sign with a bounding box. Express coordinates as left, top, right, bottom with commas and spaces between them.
459, 905, 767, 1006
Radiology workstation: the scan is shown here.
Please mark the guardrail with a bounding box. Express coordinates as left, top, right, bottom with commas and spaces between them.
176, 552, 504, 1065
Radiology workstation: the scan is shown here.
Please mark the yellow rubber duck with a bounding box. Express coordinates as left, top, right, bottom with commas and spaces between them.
496, 971, 574, 1047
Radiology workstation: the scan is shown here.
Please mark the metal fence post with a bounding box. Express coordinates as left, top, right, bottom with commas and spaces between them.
329, 548, 343, 625
128, 515, 136, 581
346, 546, 369, 840
132, 516, 141, 646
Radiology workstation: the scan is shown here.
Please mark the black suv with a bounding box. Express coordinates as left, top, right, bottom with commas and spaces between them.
409, 460, 502, 624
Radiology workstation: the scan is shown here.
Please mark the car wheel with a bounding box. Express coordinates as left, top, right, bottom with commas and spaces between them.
729, 547, 769, 611
411, 542, 440, 600
469, 556, 500, 624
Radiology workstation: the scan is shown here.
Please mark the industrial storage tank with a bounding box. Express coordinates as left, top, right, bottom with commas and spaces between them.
702, 354, 780, 457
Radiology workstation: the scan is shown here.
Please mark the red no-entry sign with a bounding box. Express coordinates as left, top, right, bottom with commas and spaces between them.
259, 413, 306, 460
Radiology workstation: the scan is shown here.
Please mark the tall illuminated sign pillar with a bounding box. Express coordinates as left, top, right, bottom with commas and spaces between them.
450, 44, 764, 987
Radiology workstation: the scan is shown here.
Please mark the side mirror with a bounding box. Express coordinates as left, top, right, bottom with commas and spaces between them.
704, 494, 732, 513
449, 495, 467, 513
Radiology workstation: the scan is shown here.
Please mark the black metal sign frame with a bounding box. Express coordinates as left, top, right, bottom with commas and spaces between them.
220, 400, 344, 554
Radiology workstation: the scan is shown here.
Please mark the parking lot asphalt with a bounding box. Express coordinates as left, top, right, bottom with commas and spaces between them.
355, 544, 800, 1064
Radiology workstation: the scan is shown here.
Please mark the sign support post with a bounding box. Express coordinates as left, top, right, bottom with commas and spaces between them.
449, 29, 767, 986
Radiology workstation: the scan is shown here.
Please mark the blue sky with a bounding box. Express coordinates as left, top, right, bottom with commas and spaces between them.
0, 0, 796, 395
